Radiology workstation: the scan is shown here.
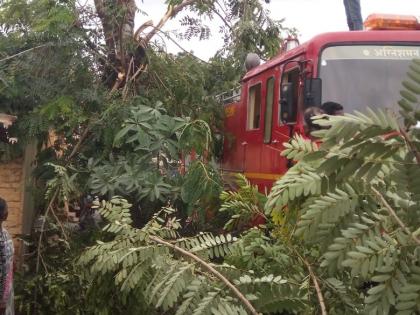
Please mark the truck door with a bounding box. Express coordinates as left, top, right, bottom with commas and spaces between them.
271, 63, 304, 173
243, 68, 285, 188
242, 79, 263, 181
259, 68, 286, 186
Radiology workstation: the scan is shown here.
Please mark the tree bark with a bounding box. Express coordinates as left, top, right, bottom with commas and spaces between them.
116, 0, 137, 71
94, 0, 117, 87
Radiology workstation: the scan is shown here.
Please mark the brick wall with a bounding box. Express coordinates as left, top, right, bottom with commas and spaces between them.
0, 159, 24, 255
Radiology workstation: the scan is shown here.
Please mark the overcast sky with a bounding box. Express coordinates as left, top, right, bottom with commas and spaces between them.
136, 0, 420, 60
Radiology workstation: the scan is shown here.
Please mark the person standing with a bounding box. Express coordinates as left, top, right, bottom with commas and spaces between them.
343, 0, 363, 30
0, 198, 14, 315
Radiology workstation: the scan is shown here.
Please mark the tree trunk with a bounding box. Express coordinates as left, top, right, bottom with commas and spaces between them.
94, 0, 200, 93
93, 0, 136, 89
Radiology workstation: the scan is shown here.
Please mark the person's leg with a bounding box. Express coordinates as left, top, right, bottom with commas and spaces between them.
343, 0, 354, 30
344, 0, 363, 30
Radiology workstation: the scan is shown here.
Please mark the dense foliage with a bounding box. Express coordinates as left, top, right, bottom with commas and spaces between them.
78, 196, 309, 315
0, 0, 292, 313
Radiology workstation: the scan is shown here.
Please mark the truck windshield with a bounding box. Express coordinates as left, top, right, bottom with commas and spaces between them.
319, 45, 420, 114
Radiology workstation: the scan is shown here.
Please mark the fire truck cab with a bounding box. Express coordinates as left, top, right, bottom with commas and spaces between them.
221, 14, 420, 190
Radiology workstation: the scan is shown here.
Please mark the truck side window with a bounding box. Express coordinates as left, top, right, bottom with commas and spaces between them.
280, 69, 299, 124
264, 77, 275, 143
247, 83, 262, 130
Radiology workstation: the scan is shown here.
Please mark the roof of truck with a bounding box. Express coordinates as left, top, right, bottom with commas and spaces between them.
242, 30, 420, 81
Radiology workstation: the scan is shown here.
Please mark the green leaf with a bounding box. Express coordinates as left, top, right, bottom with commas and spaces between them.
400, 90, 418, 103
368, 284, 386, 295
371, 274, 392, 282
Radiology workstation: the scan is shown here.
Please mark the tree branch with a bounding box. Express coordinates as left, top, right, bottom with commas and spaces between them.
134, 20, 154, 42
371, 186, 420, 245
66, 125, 91, 161
35, 122, 92, 275
293, 249, 327, 315
34, 122, 91, 275
143, 0, 198, 45
303, 259, 327, 315
122, 56, 135, 100
214, 0, 229, 17
156, 29, 210, 64
149, 235, 259, 315
0, 44, 52, 63
50, 204, 69, 240
36, 189, 59, 273
204, 0, 233, 32
399, 127, 420, 165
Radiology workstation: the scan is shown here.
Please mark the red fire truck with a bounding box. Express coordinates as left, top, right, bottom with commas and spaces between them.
220, 14, 420, 191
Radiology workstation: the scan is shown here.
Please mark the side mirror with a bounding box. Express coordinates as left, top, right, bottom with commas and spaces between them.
303, 78, 322, 108
280, 83, 294, 122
